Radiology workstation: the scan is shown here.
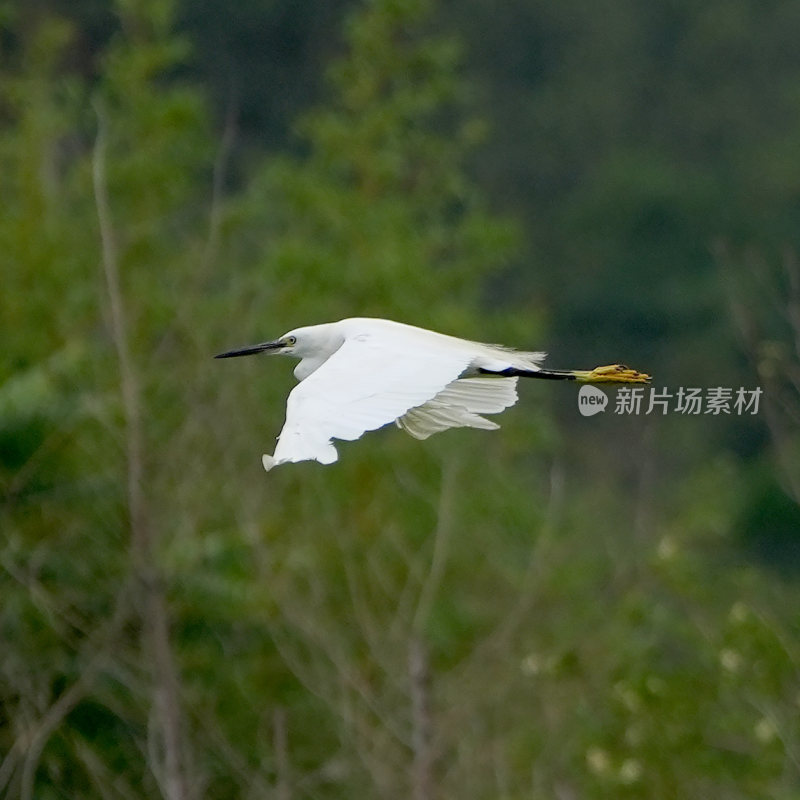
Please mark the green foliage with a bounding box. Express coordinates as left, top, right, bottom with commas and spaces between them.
233, 0, 518, 331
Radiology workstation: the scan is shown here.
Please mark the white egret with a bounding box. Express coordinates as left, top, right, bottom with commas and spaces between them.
215, 317, 650, 471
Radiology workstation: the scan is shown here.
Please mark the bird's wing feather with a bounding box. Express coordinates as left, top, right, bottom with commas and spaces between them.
396, 376, 519, 440
432, 376, 519, 413
264, 334, 473, 468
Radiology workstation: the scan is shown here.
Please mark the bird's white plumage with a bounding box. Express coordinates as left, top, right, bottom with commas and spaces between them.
219, 318, 546, 471
267, 330, 472, 469
216, 317, 651, 469
395, 376, 519, 439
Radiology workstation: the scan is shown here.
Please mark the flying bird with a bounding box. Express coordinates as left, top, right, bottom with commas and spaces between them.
215, 317, 650, 471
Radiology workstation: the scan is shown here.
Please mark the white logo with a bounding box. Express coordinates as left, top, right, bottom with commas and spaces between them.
578, 384, 608, 416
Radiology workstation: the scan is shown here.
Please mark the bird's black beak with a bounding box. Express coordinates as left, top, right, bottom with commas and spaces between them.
214, 339, 285, 359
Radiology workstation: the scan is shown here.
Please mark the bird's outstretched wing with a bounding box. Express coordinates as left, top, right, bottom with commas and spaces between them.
395, 376, 519, 439
263, 334, 477, 469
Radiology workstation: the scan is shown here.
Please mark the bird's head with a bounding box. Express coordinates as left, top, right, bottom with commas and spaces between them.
214, 331, 299, 360
214, 324, 342, 361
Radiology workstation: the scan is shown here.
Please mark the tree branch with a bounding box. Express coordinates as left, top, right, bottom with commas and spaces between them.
409, 636, 432, 800
92, 100, 191, 800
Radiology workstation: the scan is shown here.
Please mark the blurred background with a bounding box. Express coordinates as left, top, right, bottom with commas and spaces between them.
2, 0, 799, 797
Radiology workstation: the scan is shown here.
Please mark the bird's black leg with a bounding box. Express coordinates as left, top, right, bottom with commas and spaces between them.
479, 367, 577, 381
480, 364, 650, 383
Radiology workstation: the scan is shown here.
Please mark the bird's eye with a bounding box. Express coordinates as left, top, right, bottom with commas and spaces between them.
286, 335, 297, 345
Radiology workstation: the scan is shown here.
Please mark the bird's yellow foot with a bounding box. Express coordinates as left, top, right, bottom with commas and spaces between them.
573, 364, 651, 384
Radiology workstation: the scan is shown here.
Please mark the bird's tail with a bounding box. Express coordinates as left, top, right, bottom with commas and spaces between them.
481, 364, 651, 383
